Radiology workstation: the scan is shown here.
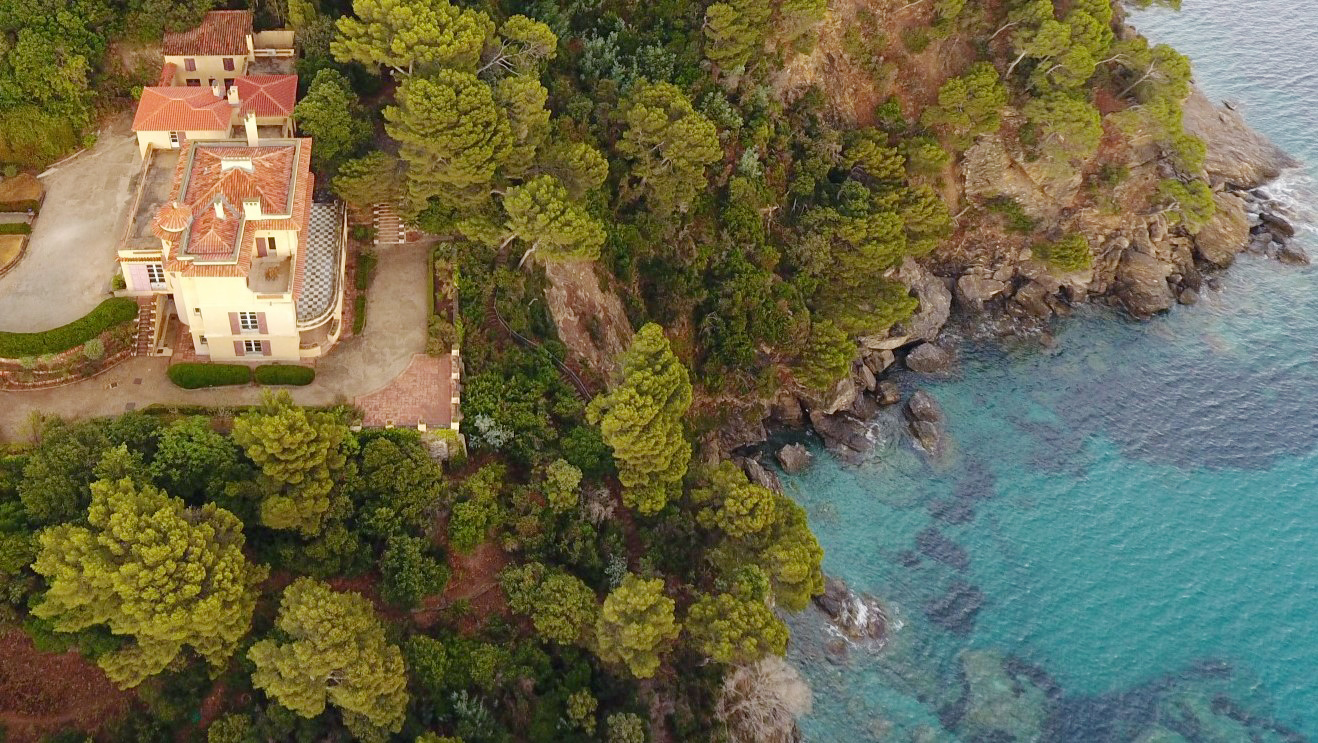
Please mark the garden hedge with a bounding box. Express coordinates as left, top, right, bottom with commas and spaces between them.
0, 298, 137, 357
0, 200, 41, 214
254, 364, 316, 386
167, 363, 252, 389
0, 222, 30, 234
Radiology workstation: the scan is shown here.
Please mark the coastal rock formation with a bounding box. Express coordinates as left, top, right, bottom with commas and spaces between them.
905, 343, 954, 374
809, 410, 872, 459
776, 443, 813, 474
1180, 88, 1299, 188
1194, 191, 1251, 267
905, 390, 945, 453
814, 576, 888, 643
542, 261, 633, 380
737, 456, 782, 493
1115, 249, 1177, 319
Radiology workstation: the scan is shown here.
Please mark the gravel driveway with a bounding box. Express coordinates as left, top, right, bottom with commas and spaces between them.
0, 118, 140, 332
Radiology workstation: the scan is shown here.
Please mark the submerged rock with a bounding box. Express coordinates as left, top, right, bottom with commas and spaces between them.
776, 443, 813, 474
906, 343, 954, 374
924, 580, 984, 635
958, 650, 1050, 742
1276, 242, 1310, 265
876, 380, 902, 406
928, 498, 976, 524
916, 528, 971, 571
737, 456, 782, 493
905, 390, 943, 424
814, 576, 888, 643
809, 410, 872, 457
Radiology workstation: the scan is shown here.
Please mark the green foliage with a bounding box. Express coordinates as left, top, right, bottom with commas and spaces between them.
595, 574, 679, 678
149, 417, 240, 502
607, 712, 648, 743
18, 416, 161, 526
32, 475, 266, 688
616, 81, 722, 213
587, 324, 692, 515
543, 458, 583, 512
501, 175, 605, 263
795, 319, 854, 393
380, 534, 450, 608
0, 221, 29, 234
566, 688, 598, 732
486, 15, 558, 76
1156, 178, 1216, 234
1115, 38, 1192, 102
386, 70, 510, 214
1022, 92, 1103, 164
986, 196, 1037, 233
692, 462, 779, 540
538, 140, 609, 199
921, 62, 1008, 149
404, 634, 449, 696
448, 464, 505, 552
1032, 233, 1093, 272
685, 586, 788, 664
0, 298, 136, 358
333, 153, 405, 210
902, 135, 950, 177
166, 363, 251, 389
703, 0, 771, 72
331, 0, 494, 75
500, 561, 598, 645
254, 364, 316, 386
249, 578, 409, 733
294, 68, 373, 173
231, 392, 351, 536
207, 714, 253, 743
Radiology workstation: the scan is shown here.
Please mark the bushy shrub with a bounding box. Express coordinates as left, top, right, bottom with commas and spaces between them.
356, 250, 378, 291
167, 363, 252, 389
1033, 233, 1093, 272
0, 200, 41, 213
0, 298, 137, 358
81, 338, 104, 361
254, 364, 316, 386
353, 294, 367, 334
0, 223, 30, 235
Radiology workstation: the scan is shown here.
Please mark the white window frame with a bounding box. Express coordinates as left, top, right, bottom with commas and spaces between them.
238, 311, 260, 332
242, 339, 262, 354
146, 263, 166, 288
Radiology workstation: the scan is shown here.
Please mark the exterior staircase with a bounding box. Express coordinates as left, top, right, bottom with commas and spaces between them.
133, 296, 157, 357
372, 203, 406, 246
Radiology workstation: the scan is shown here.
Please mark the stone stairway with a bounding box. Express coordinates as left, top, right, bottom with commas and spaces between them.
372, 203, 406, 246
133, 297, 157, 357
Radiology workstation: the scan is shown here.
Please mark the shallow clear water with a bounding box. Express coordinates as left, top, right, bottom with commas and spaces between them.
786, 3, 1318, 741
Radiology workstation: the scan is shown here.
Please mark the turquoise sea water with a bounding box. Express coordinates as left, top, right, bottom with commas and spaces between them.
786, 3, 1318, 741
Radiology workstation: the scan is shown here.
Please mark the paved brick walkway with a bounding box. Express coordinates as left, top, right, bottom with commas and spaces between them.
355, 353, 451, 428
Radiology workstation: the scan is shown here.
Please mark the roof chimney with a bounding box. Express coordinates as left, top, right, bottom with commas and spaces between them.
227, 85, 239, 105
211, 83, 223, 99
244, 112, 259, 147
214, 201, 225, 219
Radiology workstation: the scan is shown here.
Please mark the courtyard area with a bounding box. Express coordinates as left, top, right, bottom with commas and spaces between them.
0, 117, 140, 332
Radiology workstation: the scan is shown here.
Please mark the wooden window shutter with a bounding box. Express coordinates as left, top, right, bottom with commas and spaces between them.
257, 312, 268, 334
228, 312, 240, 334
260, 341, 271, 356
233, 341, 245, 357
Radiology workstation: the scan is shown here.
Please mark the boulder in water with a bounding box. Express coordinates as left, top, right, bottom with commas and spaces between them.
906, 343, 954, 374
1116, 250, 1176, 319
814, 576, 888, 642
905, 390, 943, 424
776, 443, 813, 474
1276, 242, 1310, 265
808, 410, 872, 456
1193, 192, 1250, 267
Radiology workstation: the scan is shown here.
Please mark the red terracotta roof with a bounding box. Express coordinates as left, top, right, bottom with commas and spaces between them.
160, 139, 314, 284
153, 202, 192, 233
162, 10, 252, 56
157, 62, 177, 86
236, 75, 298, 118
133, 87, 233, 133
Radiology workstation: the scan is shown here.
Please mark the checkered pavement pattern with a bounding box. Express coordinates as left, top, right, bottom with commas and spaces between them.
297, 202, 340, 323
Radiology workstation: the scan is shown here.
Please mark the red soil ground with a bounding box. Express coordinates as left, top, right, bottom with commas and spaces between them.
0, 629, 131, 743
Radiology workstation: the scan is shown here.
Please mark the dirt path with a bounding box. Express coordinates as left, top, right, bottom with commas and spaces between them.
0, 630, 132, 743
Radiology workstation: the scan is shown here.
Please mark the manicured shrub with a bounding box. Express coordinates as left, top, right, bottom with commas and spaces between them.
254, 364, 316, 386
353, 294, 367, 334
167, 363, 252, 389
0, 298, 137, 358
0, 223, 30, 235
0, 200, 41, 214
356, 250, 377, 291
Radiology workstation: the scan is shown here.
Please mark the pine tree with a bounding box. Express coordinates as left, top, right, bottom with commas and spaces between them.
331, 0, 494, 75
704, 0, 771, 72
595, 574, 679, 678
795, 318, 855, 393
332, 152, 406, 210
1022, 92, 1103, 165
32, 477, 267, 688
503, 175, 606, 266
921, 62, 1008, 148
480, 15, 558, 76
230, 392, 351, 536
691, 462, 779, 540
617, 81, 723, 214
494, 76, 551, 178
294, 68, 373, 173
500, 561, 599, 645
538, 140, 610, 199
248, 578, 409, 733
587, 324, 693, 515
385, 70, 511, 214
686, 574, 788, 664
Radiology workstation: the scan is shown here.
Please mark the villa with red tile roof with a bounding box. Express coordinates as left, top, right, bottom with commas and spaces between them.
134, 10, 297, 158
117, 13, 346, 363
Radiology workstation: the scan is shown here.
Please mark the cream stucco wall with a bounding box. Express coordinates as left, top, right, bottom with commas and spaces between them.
170, 272, 301, 361
163, 54, 251, 87
137, 128, 230, 159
